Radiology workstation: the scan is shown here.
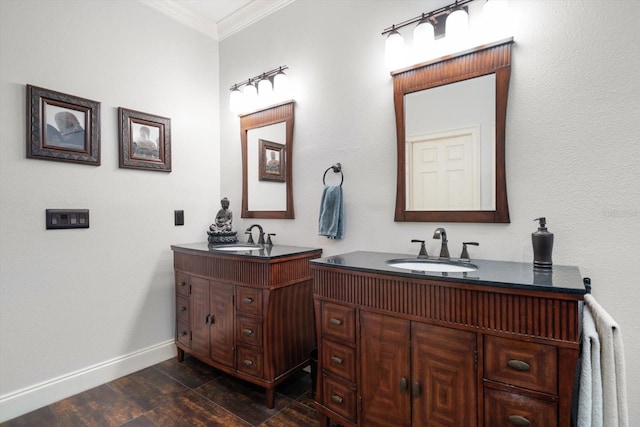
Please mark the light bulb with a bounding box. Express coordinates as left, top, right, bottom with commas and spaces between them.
229, 87, 243, 113
384, 29, 405, 70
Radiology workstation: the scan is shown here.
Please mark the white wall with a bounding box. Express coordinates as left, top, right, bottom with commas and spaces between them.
0, 0, 220, 420
220, 0, 640, 423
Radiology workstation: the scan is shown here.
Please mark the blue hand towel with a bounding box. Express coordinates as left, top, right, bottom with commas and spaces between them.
318, 185, 344, 239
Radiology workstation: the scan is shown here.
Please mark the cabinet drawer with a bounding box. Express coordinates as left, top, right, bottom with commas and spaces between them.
236, 315, 263, 347
484, 387, 557, 427
175, 272, 189, 296
321, 302, 356, 344
176, 320, 190, 348
236, 346, 263, 378
236, 286, 262, 316
322, 338, 356, 382
484, 335, 557, 394
322, 374, 357, 423
176, 296, 189, 323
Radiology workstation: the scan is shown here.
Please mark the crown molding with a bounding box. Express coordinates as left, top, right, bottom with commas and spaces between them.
218, 0, 296, 41
139, 0, 296, 41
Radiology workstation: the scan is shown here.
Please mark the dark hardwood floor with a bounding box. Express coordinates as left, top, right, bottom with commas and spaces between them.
1, 355, 331, 427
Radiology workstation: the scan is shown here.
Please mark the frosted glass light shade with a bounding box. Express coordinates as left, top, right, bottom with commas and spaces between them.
482, 0, 510, 40
384, 30, 405, 70
243, 83, 258, 112
273, 71, 289, 99
229, 88, 243, 113
446, 8, 469, 40
413, 19, 435, 61
258, 78, 273, 106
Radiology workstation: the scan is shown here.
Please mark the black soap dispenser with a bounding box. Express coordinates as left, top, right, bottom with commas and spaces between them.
532, 217, 554, 269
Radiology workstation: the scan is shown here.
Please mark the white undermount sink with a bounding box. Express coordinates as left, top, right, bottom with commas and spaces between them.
386, 258, 477, 273
209, 244, 262, 251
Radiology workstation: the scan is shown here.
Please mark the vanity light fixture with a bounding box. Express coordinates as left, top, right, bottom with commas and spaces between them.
382, 0, 511, 70
229, 66, 289, 114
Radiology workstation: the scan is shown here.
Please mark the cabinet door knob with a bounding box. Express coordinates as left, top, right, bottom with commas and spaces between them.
180, 306, 187, 312
329, 318, 343, 326
243, 328, 253, 336
330, 356, 343, 365
507, 360, 531, 372
179, 281, 187, 287
180, 331, 188, 336
242, 297, 253, 304
399, 377, 408, 393
508, 415, 531, 426
243, 359, 253, 367
412, 381, 421, 397
330, 394, 343, 404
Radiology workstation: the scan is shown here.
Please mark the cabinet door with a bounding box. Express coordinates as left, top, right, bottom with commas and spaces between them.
360, 312, 411, 427
190, 276, 210, 357
210, 281, 235, 367
411, 323, 477, 427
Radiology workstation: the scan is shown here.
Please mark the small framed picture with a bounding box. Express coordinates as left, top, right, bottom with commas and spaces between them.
118, 107, 171, 172
26, 85, 101, 165
259, 139, 285, 182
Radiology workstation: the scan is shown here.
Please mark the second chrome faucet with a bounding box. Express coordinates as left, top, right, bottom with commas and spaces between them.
433, 227, 449, 259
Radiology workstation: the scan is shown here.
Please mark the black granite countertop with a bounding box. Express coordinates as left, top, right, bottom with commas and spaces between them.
310, 251, 586, 295
171, 242, 322, 260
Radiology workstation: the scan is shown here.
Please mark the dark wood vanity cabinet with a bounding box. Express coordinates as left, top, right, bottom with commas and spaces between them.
312, 258, 583, 427
172, 244, 321, 408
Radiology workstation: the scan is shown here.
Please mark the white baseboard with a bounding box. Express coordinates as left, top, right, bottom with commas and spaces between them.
0, 340, 176, 423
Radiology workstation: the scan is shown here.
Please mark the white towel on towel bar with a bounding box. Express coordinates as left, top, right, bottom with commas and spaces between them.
584, 294, 629, 427
578, 305, 603, 427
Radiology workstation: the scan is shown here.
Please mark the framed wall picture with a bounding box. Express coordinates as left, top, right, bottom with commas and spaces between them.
259, 139, 285, 182
118, 107, 171, 172
26, 85, 101, 165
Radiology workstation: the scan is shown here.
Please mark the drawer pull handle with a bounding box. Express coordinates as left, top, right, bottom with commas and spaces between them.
180, 331, 188, 336
243, 359, 253, 367
399, 377, 408, 393
507, 360, 531, 372
179, 281, 187, 287
508, 415, 531, 426
242, 297, 253, 304
243, 328, 253, 336
329, 318, 343, 326
330, 356, 343, 365
330, 395, 343, 404
180, 306, 187, 312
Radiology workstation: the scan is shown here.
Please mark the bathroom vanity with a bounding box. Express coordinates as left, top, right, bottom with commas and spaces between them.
171, 242, 322, 408
311, 251, 586, 427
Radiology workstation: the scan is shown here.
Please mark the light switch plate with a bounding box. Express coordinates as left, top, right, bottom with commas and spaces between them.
46, 209, 90, 229
174, 210, 184, 226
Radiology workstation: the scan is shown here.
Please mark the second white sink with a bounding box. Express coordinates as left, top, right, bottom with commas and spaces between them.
387, 259, 477, 273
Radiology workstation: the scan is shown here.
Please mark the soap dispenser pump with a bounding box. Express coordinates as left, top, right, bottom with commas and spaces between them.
532, 217, 554, 269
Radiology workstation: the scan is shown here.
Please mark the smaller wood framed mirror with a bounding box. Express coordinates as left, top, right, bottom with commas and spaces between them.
240, 100, 295, 219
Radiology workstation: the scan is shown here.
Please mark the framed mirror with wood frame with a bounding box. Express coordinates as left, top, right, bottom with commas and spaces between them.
393, 38, 513, 223
240, 100, 295, 219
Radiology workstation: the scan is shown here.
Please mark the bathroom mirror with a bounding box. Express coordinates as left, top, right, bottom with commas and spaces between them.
393, 38, 513, 223
240, 100, 294, 219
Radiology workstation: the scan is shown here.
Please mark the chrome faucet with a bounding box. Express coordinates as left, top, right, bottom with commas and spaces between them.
433, 227, 449, 259
245, 224, 265, 245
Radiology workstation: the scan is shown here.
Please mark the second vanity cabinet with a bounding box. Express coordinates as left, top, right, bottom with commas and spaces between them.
172, 243, 322, 408
312, 252, 585, 427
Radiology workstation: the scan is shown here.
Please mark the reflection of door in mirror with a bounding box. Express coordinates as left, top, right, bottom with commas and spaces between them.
405, 74, 495, 211
248, 122, 286, 211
